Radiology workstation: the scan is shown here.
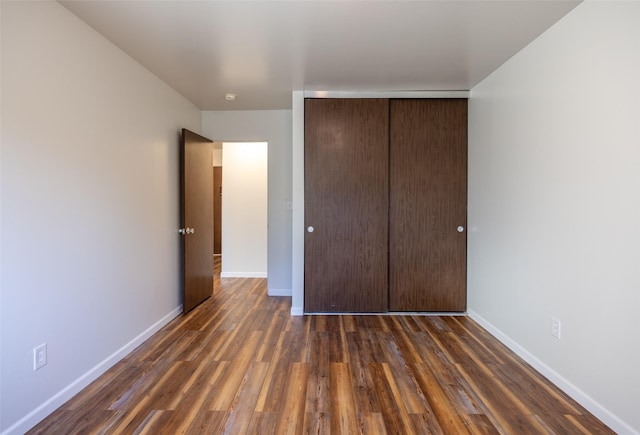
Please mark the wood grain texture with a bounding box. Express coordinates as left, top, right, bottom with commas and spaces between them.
29, 260, 614, 434
389, 99, 468, 312
304, 98, 389, 312
213, 166, 222, 255
181, 128, 214, 313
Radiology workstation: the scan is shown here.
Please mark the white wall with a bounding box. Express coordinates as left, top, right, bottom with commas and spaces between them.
291, 92, 305, 314
468, 2, 640, 433
221, 142, 268, 277
0, 2, 201, 433
201, 111, 292, 296
0, 1, 4, 430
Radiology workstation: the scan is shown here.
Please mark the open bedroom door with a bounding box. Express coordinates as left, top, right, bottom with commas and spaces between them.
180, 128, 214, 313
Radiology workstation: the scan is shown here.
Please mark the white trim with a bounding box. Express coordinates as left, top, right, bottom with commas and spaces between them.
220, 272, 267, 278
303, 90, 470, 99
291, 91, 305, 314
291, 306, 304, 316
468, 310, 638, 435
304, 311, 468, 316
267, 288, 291, 297
2, 306, 183, 435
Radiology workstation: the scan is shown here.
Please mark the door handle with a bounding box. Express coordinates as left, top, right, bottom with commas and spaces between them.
179, 228, 195, 235
307, 226, 314, 233
457, 226, 465, 233
178, 228, 186, 235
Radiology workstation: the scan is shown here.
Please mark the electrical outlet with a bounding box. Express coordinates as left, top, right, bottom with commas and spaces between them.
34, 343, 47, 371
551, 317, 562, 339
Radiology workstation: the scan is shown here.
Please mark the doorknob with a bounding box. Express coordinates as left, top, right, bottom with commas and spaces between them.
178, 228, 186, 235
457, 226, 465, 233
187, 227, 195, 234
307, 226, 314, 233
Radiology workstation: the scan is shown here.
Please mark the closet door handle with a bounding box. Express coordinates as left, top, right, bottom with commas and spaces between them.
307, 226, 314, 233
457, 226, 465, 233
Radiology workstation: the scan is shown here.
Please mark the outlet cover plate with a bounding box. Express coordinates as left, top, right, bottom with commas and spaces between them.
34, 343, 47, 371
551, 317, 562, 339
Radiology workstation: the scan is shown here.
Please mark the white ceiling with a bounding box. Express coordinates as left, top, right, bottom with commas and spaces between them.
59, 0, 580, 110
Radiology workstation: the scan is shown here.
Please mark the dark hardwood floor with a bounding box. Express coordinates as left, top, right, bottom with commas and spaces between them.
29, 257, 613, 434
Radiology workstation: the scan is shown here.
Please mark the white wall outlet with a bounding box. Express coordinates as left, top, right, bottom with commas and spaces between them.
551, 317, 562, 339
34, 343, 47, 371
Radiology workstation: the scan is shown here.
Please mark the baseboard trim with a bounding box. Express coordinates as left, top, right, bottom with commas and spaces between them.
289, 309, 468, 317
267, 288, 291, 297
304, 311, 468, 316
220, 272, 267, 278
2, 306, 183, 435
468, 310, 638, 435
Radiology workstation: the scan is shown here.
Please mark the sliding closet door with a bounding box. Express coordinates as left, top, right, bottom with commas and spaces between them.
304, 99, 389, 312
389, 99, 467, 312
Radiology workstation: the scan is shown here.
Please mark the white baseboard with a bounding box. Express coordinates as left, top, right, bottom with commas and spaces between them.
220, 272, 267, 278
291, 306, 304, 316
468, 310, 638, 435
267, 288, 291, 297
2, 306, 183, 435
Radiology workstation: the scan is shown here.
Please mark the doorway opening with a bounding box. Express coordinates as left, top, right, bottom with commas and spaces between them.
215, 142, 268, 279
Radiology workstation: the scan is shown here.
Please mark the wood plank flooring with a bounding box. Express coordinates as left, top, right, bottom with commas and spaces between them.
29, 258, 613, 434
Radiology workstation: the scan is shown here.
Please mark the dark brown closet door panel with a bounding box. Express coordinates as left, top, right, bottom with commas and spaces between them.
389, 99, 467, 312
304, 98, 389, 312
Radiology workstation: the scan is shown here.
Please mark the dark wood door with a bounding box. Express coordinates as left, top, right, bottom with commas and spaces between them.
213, 166, 222, 255
181, 129, 214, 313
389, 99, 467, 311
304, 99, 389, 312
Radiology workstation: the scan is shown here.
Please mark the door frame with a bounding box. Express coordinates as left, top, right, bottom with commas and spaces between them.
291, 91, 470, 315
